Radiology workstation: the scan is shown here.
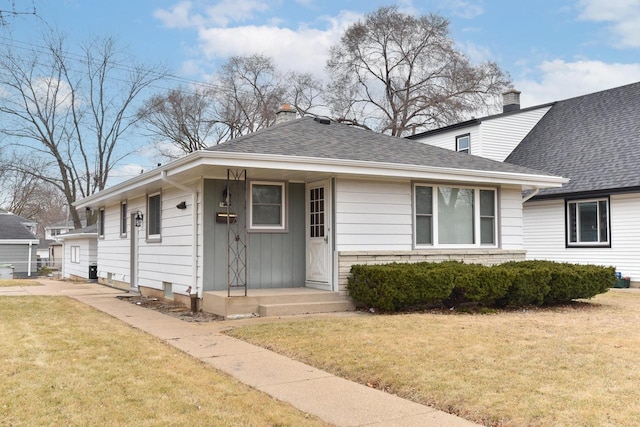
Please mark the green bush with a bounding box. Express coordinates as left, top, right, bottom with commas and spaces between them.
348, 260, 615, 311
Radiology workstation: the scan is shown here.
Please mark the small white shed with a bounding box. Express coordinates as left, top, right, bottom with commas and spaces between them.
58, 224, 98, 281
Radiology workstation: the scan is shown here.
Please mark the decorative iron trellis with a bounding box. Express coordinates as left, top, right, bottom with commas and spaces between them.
226, 169, 247, 296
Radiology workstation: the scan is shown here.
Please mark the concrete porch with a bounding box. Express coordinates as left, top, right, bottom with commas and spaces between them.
201, 287, 355, 318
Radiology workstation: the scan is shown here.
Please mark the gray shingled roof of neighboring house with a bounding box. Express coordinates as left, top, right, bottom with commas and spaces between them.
0, 212, 38, 240
206, 116, 556, 177
61, 223, 97, 236
506, 82, 640, 198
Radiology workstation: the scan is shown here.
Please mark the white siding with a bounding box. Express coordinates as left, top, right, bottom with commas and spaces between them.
97, 184, 201, 295
335, 179, 413, 251
479, 106, 551, 161
412, 124, 481, 155
523, 194, 640, 281
500, 187, 524, 250
412, 106, 551, 162
62, 237, 97, 279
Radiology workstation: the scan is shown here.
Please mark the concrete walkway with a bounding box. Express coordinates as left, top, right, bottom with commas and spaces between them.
1, 280, 481, 427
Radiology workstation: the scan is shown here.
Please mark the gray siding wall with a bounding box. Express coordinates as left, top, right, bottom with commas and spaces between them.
203, 179, 305, 291
0, 244, 38, 276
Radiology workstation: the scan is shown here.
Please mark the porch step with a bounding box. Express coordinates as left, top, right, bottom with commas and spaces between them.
258, 300, 356, 317
201, 288, 356, 318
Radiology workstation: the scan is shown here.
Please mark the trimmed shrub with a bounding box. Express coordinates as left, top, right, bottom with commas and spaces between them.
348, 259, 615, 311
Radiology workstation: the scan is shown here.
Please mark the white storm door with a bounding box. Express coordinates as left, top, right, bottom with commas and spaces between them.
306, 180, 331, 290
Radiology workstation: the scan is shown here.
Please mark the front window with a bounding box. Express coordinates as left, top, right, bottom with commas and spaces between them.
249, 181, 286, 230
456, 134, 470, 154
567, 198, 609, 246
147, 192, 161, 240
414, 184, 497, 247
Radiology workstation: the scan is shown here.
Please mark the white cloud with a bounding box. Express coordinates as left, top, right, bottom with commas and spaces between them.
155, 0, 272, 29
154, 1, 200, 29
439, 0, 484, 19
195, 10, 361, 75
514, 59, 640, 107
577, 0, 640, 48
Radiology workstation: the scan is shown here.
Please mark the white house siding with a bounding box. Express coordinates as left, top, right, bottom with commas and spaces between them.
500, 186, 525, 250
335, 178, 413, 251
63, 237, 97, 280
478, 106, 551, 161
523, 194, 640, 282
412, 124, 481, 155
97, 184, 202, 296
411, 106, 551, 162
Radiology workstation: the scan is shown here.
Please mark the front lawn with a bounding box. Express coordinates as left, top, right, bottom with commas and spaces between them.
0, 296, 328, 426
228, 291, 640, 427
0, 279, 41, 287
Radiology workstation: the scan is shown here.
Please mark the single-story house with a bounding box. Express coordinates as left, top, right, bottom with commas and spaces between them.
58, 224, 98, 281
0, 209, 39, 277
74, 110, 566, 316
410, 82, 640, 286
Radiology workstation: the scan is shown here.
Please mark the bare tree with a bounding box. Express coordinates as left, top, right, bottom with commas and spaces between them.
327, 6, 511, 137
138, 85, 216, 159
0, 31, 167, 227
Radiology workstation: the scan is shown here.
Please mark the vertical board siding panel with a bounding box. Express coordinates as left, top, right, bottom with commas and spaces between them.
523, 194, 640, 281
335, 178, 413, 251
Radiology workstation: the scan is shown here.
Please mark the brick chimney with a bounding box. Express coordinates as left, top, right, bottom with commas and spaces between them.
502, 89, 521, 113
275, 103, 297, 124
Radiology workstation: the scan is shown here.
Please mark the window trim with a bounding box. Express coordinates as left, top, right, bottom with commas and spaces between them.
413, 183, 498, 248
120, 201, 127, 238
70, 245, 80, 264
98, 208, 105, 238
565, 197, 611, 248
248, 181, 287, 232
456, 133, 470, 154
146, 192, 162, 242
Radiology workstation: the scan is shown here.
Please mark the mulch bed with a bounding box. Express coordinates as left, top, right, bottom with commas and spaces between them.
117, 295, 223, 322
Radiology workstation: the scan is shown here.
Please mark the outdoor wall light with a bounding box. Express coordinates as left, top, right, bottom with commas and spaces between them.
176, 201, 187, 210
134, 211, 144, 228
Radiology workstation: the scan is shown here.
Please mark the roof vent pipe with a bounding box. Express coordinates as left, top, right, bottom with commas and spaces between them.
502, 89, 521, 113
275, 103, 297, 124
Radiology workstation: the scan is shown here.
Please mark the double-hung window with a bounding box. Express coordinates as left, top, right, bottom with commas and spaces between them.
147, 192, 162, 241
566, 198, 609, 246
249, 181, 286, 231
71, 246, 80, 263
414, 184, 497, 247
98, 208, 105, 238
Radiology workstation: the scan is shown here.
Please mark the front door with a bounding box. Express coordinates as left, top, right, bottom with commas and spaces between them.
306, 180, 332, 290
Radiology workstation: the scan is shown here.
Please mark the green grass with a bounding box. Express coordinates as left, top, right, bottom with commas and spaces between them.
0, 279, 41, 287
0, 296, 329, 426
228, 291, 640, 427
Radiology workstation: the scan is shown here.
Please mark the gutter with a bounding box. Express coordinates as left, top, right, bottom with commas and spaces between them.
161, 170, 200, 298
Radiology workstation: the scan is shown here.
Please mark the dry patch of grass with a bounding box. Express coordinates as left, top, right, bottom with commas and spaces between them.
228, 291, 640, 427
0, 296, 328, 426
0, 279, 41, 287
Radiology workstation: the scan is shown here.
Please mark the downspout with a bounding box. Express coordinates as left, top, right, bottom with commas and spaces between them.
522, 187, 540, 203
27, 241, 32, 277
161, 170, 199, 302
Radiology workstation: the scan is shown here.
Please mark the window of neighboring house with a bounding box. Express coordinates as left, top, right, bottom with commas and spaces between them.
98, 208, 105, 238
71, 246, 80, 263
414, 184, 497, 247
456, 134, 470, 154
147, 192, 162, 240
566, 198, 610, 246
120, 201, 127, 237
249, 181, 286, 231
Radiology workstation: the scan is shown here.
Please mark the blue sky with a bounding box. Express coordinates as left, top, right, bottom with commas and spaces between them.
4, 0, 640, 180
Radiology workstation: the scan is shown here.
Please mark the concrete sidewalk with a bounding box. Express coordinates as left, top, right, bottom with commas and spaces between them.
1, 280, 481, 427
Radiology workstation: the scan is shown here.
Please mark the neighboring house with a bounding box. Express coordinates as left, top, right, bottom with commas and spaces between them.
49, 241, 63, 270
58, 224, 98, 281
74, 111, 565, 316
37, 239, 55, 267
44, 222, 74, 240
411, 82, 640, 286
0, 210, 39, 277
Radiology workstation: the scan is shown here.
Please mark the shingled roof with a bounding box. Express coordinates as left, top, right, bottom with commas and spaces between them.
0, 212, 38, 240
506, 82, 640, 197
207, 116, 555, 177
